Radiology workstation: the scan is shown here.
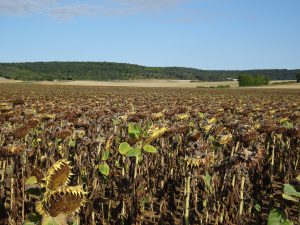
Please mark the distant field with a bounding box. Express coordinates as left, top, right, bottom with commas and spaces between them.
261, 80, 299, 89
0, 76, 21, 83
0, 77, 299, 88
34, 79, 300, 89
37, 79, 239, 88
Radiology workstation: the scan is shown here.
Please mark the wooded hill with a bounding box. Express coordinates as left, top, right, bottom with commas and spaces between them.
0, 62, 298, 81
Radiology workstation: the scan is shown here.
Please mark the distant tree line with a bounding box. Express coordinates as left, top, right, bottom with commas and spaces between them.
297, 73, 300, 83
0, 62, 299, 81
238, 75, 269, 87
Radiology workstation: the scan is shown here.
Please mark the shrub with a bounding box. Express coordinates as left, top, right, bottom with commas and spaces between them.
238, 74, 269, 87
296, 73, 300, 83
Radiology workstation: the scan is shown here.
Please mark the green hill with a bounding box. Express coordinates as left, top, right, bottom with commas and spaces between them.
0, 62, 298, 81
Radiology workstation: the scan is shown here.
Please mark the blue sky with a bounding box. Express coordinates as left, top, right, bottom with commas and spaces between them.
0, 0, 299, 70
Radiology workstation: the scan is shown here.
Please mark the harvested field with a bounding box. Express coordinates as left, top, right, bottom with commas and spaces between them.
0, 77, 299, 89
37, 79, 238, 88
37, 80, 300, 88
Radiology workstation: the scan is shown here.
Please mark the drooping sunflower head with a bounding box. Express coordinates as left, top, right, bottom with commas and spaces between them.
0, 143, 24, 157
44, 159, 73, 190
218, 134, 233, 145
0, 102, 12, 112
186, 153, 214, 169
186, 157, 203, 169
36, 186, 87, 217
145, 126, 168, 144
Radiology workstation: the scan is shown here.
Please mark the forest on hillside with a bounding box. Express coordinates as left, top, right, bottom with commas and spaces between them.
0, 62, 298, 81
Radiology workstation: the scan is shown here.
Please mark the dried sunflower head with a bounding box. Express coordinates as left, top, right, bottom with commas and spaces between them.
0, 103, 13, 112
36, 186, 87, 217
13, 126, 31, 139
0, 143, 24, 157
145, 127, 168, 144
218, 134, 233, 145
44, 159, 73, 190
152, 112, 164, 120
175, 113, 189, 121
186, 153, 214, 169
186, 157, 203, 169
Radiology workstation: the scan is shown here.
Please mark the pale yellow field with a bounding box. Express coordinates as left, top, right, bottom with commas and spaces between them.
0, 77, 21, 84
37, 79, 300, 89
37, 79, 238, 88
0, 77, 299, 89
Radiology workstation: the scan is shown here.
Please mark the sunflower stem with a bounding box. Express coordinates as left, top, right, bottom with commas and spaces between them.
239, 176, 245, 216
134, 156, 139, 179
185, 172, 191, 225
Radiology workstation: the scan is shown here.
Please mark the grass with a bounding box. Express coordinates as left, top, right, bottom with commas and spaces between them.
209, 85, 231, 89
270, 80, 297, 85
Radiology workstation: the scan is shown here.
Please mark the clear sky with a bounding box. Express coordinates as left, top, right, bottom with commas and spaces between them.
0, 0, 299, 70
